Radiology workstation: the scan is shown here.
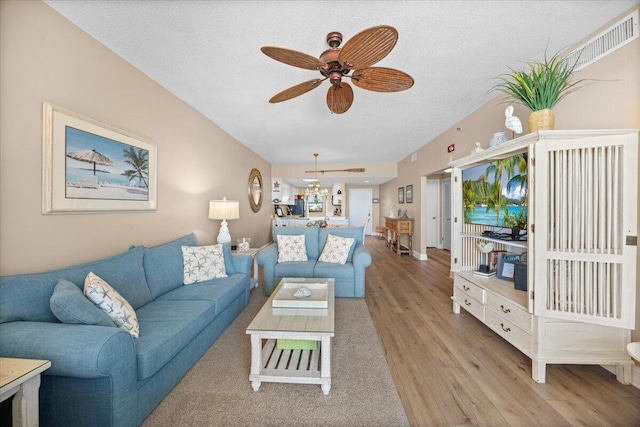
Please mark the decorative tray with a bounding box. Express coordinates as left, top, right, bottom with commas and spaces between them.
272, 281, 328, 309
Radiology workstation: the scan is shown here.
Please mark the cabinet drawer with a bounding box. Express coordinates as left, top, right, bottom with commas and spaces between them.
485, 309, 531, 355
485, 292, 532, 333
453, 291, 484, 321
398, 223, 412, 232
454, 275, 485, 304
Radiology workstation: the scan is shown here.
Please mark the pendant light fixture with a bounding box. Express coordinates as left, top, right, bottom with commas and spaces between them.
305, 153, 330, 197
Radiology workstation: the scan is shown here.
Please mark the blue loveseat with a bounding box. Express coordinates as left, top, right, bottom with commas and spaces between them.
0, 233, 251, 427
257, 226, 372, 297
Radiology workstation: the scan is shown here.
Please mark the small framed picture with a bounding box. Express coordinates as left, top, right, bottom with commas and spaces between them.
275, 207, 284, 217
405, 184, 413, 203
497, 255, 516, 281
398, 187, 404, 204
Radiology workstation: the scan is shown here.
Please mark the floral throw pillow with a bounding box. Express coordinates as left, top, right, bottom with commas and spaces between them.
277, 234, 308, 262
84, 272, 140, 338
182, 244, 227, 285
319, 234, 355, 265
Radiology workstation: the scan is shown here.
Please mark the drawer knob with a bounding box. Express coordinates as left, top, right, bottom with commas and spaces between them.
500, 305, 511, 314
463, 285, 470, 291
464, 299, 472, 306
500, 323, 511, 332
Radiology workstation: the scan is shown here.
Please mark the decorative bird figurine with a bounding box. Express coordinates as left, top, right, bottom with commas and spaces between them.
476, 241, 494, 254
505, 106, 523, 134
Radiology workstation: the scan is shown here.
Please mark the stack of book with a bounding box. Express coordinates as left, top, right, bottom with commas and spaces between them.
473, 269, 496, 278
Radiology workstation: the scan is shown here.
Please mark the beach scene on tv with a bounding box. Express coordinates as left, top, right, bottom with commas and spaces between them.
462, 153, 528, 229
65, 126, 149, 201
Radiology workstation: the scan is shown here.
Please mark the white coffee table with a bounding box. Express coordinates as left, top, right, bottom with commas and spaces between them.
246, 278, 335, 394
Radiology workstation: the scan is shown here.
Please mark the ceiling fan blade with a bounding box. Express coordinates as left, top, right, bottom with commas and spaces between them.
269, 79, 324, 103
303, 168, 366, 173
326, 83, 354, 114
338, 25, 398, 70
351, 67, 414, 92
261, 46, 325, 70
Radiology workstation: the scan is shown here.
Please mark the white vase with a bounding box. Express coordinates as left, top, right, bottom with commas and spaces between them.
489, 132, 510, 148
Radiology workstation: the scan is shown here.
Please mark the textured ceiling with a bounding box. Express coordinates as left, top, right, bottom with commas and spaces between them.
45, 0, 637, 173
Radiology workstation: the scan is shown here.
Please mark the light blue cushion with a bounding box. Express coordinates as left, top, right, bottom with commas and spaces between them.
274, 260, 316, 278
143, 233, 198, 299
0, 246, 151, 323
318, 227, 363, 262
143, 234, 237, 299
272, 226, 320, 259
50, 279, 115, 327
156, 273, 249, 316
134, 300, 215, 380
314, 261, 355, 279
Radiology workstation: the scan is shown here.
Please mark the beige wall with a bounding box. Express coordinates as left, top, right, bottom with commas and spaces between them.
381, 5, 640, 337
0, 1, 272, 275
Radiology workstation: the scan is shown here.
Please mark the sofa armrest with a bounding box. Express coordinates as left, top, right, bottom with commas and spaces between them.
256, 243, 278, 294
353, 244, 372, 268
231, 253, 252, 275
352, 244, 372, 297
0, 321, 136, 379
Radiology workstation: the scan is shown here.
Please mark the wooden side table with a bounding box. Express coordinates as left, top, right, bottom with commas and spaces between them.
0, 357, 51, 427
232, 247, 261, 288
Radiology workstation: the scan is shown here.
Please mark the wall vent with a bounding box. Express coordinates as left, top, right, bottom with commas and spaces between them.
565, 9, 638, 71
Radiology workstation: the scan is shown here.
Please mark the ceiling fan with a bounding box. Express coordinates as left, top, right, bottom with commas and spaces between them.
304, 153, 365, 174
261, 25, 414, 114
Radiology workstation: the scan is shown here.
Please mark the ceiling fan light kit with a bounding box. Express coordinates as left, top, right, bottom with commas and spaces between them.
262, 25, 414, 114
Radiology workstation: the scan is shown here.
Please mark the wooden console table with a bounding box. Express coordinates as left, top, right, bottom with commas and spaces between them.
384, 217, 413, 256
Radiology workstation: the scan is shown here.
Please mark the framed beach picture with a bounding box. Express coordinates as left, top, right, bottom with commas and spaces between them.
405, 184, 413, 203
398, 187, 404, 204
43, 103, 157, 213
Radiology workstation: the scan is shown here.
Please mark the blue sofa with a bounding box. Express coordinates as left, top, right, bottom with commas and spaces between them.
257, 226, 372, 297
0, 233, 251, 427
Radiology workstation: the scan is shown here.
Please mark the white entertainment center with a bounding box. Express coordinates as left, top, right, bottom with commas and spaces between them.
450, 130, 638, 383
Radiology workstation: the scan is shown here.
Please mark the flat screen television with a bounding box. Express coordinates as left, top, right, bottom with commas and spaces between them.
461, 152, 528, 229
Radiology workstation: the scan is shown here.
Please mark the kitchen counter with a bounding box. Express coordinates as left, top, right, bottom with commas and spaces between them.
276, 217, 349, 227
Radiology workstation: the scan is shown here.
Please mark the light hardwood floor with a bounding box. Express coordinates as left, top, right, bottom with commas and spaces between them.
363, 236, 640, 427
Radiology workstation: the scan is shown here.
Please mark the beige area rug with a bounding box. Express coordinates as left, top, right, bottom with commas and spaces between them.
143, 289, 409, 427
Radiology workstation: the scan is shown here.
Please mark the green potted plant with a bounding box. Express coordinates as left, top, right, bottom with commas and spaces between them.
492, 50, 586, 132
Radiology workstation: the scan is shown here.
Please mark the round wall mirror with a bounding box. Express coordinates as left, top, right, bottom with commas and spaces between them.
248, 168, 263, 212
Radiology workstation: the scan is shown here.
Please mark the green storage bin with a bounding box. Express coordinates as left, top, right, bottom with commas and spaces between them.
276, 339, 318, 350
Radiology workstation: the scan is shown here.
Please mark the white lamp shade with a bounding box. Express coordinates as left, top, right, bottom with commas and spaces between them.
208, 198, 239, 220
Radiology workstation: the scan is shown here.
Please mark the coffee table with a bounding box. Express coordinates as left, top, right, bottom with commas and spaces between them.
246, 278, 335, 394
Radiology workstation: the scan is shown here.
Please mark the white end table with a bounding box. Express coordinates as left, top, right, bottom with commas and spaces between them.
232, 247, 261, 288
0, 357, 51, 427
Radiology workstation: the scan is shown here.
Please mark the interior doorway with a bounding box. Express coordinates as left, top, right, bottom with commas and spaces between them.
441, 178, 451, 250
348, 188, 373, 235
426, 179, 440, 247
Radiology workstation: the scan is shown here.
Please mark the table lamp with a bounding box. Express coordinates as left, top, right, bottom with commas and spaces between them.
208, 197, 240, 244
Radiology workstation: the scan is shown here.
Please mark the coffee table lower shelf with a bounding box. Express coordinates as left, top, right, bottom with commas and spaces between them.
249, 336, 332, 395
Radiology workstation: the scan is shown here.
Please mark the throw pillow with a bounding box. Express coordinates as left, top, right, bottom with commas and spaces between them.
50, 279, 116, 327
181, 244, 227, 285
84, 272, 140, 338
277, 234, 308, 262
318, 234, 355, 265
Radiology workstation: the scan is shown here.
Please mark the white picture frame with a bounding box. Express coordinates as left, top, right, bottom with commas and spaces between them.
42, 102, 157, 213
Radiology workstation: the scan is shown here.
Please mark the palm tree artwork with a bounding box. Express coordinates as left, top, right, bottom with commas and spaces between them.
485, 154, 527, 226
121, 147, 149, 188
